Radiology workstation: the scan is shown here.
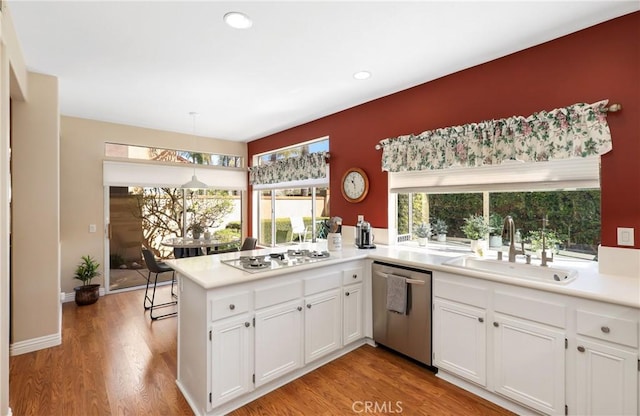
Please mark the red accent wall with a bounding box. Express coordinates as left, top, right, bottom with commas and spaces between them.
248, 12, 640, 249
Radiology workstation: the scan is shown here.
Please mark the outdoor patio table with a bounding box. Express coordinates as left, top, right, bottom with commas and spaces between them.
161, 237, 240, 258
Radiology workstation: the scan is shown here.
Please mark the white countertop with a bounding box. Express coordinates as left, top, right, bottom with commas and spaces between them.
166, 243, 640, 308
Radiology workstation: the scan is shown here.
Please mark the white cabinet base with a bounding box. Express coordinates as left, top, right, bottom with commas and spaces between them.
178, 339, 366, 416
436, 370, 541, 416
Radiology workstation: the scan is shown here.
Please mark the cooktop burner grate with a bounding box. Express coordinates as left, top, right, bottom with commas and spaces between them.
222, 249, 331, 273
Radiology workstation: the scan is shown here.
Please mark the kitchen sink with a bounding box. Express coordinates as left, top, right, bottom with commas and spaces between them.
444, 256, 578, 284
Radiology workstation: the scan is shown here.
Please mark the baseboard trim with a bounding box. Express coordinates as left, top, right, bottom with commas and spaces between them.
61, 287, 106, 303
10, 332, 61, 356
436, 370, 539, 415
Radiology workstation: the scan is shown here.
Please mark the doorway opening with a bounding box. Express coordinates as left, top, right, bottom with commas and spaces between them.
107, 186, 242, 292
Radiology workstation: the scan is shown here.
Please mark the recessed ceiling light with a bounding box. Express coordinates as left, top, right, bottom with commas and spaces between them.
353, 71, 372, 80
224, 12, 253, 29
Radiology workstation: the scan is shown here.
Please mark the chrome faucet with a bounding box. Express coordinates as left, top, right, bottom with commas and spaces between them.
502, 215, 525, 262
540, 216, 554, 267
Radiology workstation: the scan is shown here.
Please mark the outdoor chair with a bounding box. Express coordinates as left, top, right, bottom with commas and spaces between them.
240, 237, 257, 251
289, 217, 311, 242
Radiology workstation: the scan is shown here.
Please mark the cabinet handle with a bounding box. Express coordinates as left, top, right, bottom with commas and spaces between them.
297, 306, 302, 311
345, 292, 350, 296
478, 317, 484, 323
352, 274, 358, 279
493, 322, 499, 327
601, 326, 610, 334
244, 322, 250, 328
229, 304, 235, 310
577, 346, 585, 352
307, 304, 312, 309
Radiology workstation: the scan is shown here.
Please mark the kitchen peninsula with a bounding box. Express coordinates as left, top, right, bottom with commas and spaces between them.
167, 244, 639, 416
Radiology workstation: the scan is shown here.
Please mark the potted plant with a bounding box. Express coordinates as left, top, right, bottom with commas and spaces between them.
461, 215, 490, 255
527, 230, 561, 258
191, 223, 204, 239
73, 255, 101, 306
431, 218, 448, 242
414, 222, 431, 247
488, 213, 504, 248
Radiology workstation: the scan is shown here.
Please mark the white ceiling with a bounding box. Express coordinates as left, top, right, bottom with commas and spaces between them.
8, 1, 639, 143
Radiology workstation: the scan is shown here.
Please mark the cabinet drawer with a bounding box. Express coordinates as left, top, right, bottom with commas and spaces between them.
576, 309, 638, 348
254, 280, 302, 309
304, 271, 341, 296
434, 277, 488, 309
210, 292, 251, 321
342, 267, 363, 285
494, 291, 566, 328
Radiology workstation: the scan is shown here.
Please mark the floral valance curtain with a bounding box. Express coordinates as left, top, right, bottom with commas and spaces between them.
249, 152, 329, 185
379, 100, 613, 173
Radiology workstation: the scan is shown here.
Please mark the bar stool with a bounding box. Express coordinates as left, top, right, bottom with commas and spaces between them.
141, 248, 177, 320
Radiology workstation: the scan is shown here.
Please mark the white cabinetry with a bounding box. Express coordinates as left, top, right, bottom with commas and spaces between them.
209, 314, 254, 408
177, 259, 367, 416
433, 277, 488, 388
434, 270, 640, 416
303, 270, 344, 364
492, 291, 566, 415
493, 314, 565, 415
575, 304, 639, 415
433, 299, 487, 386
343, 283, 364, 345
433, 271, 567, 415
208, 290, 254, 410
575, 338, 637, 415
342, 266, 364, 345
254, 299, 303, 387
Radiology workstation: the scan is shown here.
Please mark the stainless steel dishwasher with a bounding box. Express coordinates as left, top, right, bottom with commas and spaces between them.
372, 261, 433, 366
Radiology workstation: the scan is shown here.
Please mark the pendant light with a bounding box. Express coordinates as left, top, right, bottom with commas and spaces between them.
182, 112, 208, 189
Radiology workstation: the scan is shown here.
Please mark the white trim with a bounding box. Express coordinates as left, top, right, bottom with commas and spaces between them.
9, 333, 61, 356
389, 157, 600, 193
436, 370, 537, 415
103, 160, 247, 190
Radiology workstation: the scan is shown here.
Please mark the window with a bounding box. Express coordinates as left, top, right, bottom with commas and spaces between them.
253, 137, 330, 247
396, 189, 600, 258
256, 138, 329, 167
105, 142, 243, 168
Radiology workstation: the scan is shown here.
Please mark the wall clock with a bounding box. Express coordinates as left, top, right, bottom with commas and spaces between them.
341, 167, 369, 203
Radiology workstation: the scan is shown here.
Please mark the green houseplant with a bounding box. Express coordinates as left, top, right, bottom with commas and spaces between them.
461, 215, 490, 255
414, 222, 431, 246
431, 218, 448, 242
461, 215, 490, 240
488, 213, 504, 248
73, 255, 101, 306
527, 230, 561, 257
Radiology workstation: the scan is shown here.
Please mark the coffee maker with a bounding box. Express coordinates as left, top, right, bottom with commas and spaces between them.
355, 216, 376, 249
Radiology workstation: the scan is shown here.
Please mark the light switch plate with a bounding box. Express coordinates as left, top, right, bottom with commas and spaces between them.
617, 227, 634, 246
89, 224, 97, 233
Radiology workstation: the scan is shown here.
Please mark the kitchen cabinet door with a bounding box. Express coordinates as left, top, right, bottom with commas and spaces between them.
209, 314, 253, 409
343, 283, 363, 345
254, 299, 304, 387
433, 298, 487, 387
493, 314, 565, 415
304, 288, 342, 363
575, 337, 638, 416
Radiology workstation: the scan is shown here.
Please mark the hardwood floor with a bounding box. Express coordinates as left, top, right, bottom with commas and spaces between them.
10, 287, 514, 415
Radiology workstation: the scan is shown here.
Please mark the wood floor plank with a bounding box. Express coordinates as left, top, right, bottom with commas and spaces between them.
10, 286, 514, 416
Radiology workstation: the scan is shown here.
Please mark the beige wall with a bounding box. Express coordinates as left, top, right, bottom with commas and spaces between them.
60, 116, 247, 294
11, 72, 60, 345
1, 4, 29, 414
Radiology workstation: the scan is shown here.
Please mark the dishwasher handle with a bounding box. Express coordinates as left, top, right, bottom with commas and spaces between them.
374, 270, 426, 285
